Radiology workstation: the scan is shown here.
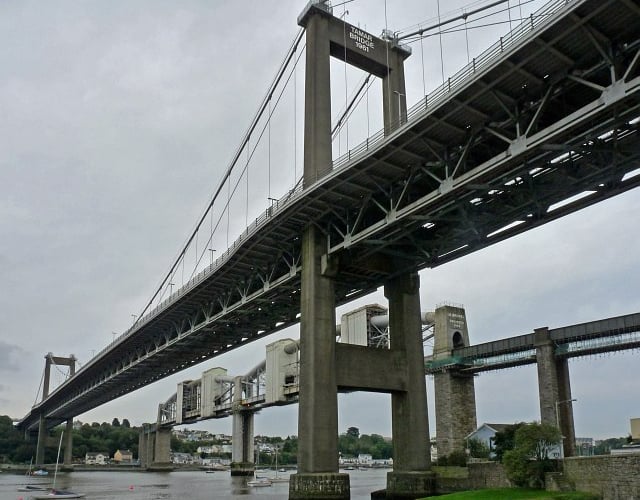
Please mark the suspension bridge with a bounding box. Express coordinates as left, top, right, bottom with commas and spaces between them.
16, 0, 640, 497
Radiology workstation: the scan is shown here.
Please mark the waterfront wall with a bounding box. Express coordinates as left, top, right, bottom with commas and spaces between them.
434, 462, 510, 494
561, 455, 640, 500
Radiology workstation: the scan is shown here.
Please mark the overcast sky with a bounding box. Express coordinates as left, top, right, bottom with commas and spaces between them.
1, 0, 639, 444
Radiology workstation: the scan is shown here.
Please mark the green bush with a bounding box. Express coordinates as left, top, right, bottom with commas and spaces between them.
438, 449, 468, 467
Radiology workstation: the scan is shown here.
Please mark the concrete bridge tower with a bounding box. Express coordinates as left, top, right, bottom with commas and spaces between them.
36, 353, 76, 466
292, 2, 433, 499
432, 305, 477, 459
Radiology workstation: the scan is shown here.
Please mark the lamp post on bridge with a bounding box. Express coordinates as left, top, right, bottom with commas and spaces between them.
208, 249, 216, 265
555, 398, 577, 458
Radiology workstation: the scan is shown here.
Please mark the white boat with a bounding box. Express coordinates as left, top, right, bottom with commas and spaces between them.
247, 477, 272, 487
267, 444, 289, 483
31, 469, 49, 476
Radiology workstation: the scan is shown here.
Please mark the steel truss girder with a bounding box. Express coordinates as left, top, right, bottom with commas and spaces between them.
327, 70, 640, 265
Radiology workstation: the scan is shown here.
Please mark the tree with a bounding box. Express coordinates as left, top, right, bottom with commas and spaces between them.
346, 427, 359, 439
493, 422, 525, 461
502, 422, 561, 488
112, 418, 120, 427
467, 438, 491, 459
122, 419, 131, 429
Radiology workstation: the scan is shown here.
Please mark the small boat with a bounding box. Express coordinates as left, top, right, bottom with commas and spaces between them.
31, 431, 85, 499
31, 489, 86, 499
31, 469, 49, 476
17, 484, 50, 492
247, 477, 272, 487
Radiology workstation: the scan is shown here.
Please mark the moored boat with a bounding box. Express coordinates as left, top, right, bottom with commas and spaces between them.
247, 476, 272, 487
31, 489, 86, 499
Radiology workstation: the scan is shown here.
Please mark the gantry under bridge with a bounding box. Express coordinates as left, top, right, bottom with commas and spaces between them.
155, 309, 640, 426
18, 0, 640, 434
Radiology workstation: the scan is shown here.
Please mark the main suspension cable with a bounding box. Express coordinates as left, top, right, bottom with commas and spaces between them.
135, 28, 305, 324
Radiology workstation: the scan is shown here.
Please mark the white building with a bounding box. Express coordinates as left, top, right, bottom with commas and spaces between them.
85, 452, 109, 465
171, 452, 196, 464
466, 423, 511, 457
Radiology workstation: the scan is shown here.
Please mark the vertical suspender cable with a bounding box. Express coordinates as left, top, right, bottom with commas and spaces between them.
210, 194, 213, 257
366, 75, 370, 137
383, 0, 392, 125
268, 99, 271, 201
226, 179, 230, 248
464, 13, 471, 64
437, 0, 445, 84
294, 45, 298, 185
420, 34, 427, 96
33, 367, 45, 405
518, 0, 523, 23
507, 0, 513, 33
246, 139, 249, 227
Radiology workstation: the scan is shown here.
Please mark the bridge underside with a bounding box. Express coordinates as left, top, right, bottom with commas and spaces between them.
19, 0, 640, 432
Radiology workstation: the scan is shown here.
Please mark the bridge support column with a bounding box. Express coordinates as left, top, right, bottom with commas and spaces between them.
535, 327, 576, 458
433, 305, 477, 459
231, 377, 256, 476
35, 414, 47, 466
291, 223, 349, 499
384, 271, 435, 499
152, 427, 172, 468
63, 418, 74, 466
139, 425, 154, 468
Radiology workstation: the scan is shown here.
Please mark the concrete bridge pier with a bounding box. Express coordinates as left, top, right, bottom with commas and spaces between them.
290, 223, 348, 498
231, 376, 256, 476
63, 418, 74, 467
139, 424, 154, 468
138, 424, 171, 469
535, 327, 576, 457
35, 415, 47, 465
383, 271, 435, 499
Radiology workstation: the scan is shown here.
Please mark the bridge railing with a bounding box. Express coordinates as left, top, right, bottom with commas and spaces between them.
90, 0, 581, 362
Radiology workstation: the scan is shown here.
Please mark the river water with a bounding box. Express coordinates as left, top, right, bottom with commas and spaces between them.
0, 468, 389, 499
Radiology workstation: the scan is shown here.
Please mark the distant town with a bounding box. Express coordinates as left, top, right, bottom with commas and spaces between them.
1, 415, 638, 469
